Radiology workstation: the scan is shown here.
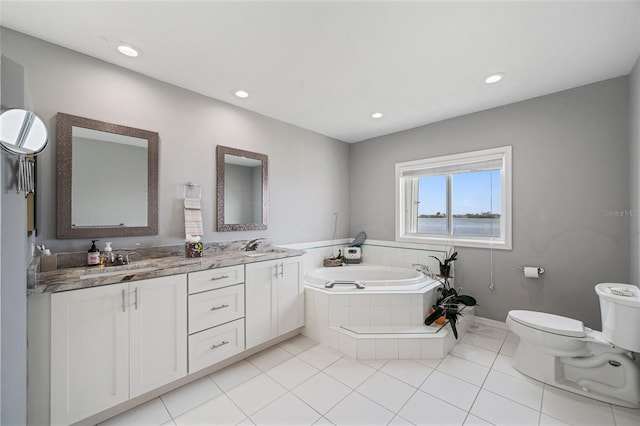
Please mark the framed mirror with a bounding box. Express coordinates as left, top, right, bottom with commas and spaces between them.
216, 145, 268, 231
56, 113, 159, 239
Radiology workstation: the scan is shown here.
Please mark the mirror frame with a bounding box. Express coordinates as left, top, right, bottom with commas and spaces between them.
56, 113, 159, 239
216, 145, 268, 232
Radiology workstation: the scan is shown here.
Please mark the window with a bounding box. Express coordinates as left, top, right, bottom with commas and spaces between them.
395, 146, 512, 249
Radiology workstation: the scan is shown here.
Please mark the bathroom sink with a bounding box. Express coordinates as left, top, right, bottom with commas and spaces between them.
243, 248, 288, 257
78, 263, 158, 279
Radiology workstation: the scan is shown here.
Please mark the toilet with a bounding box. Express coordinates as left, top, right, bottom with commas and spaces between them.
506, 283, 640, 408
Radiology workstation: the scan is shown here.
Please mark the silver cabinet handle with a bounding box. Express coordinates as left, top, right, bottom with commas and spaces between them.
279, 263, 284, 278
210, 304, 229, 311
134, 287, 139, 310
210, 275, 229, 281
211, 341, 229, 350
121, 289, 126, 312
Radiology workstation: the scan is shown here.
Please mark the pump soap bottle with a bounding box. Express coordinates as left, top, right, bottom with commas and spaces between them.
87, 240, 100, 266
100, 241, 113, 266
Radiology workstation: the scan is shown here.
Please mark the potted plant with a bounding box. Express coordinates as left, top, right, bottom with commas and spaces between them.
424, 250, 476, 339
429, 248, 457, 278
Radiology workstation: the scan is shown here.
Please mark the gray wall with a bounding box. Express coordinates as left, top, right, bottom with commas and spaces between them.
631, 56, 640, 285
0, 28, 351, 252
350, 78, 630, 328
0, 55, 28, 426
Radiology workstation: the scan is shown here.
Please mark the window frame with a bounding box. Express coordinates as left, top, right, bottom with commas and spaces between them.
395, 146, 512, 250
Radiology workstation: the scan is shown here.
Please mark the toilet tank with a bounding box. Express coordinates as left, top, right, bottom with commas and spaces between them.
595, 283, 640, 352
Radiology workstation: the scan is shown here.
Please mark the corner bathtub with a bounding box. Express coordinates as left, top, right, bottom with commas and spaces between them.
304, 265, 438, 293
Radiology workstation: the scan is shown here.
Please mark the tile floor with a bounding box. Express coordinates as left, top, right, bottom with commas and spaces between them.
101, 322, 640, 426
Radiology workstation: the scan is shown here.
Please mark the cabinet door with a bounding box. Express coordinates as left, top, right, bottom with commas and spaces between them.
130, 275, 187, 398
245, 260, 278, 349
51, 283, 129, 426
277, 257, 304, 334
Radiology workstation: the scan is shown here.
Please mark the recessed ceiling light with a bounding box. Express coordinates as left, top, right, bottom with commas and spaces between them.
117, 44, 140, 58
485, 73, 506, 84
234, 90, 249, 98
371, 112, 383, 119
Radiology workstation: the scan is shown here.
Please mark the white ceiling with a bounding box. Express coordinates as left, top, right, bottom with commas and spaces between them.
1, 1, 639, 143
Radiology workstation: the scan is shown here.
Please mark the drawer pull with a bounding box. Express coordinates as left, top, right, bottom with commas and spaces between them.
210, 275, 230, 281
210, 304, 230, 311
211, 340, 229, 350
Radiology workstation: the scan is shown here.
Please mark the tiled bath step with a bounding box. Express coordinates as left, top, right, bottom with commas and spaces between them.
328, 306, 475, 360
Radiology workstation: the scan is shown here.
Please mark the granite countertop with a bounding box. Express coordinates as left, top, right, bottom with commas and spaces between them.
29, 245, 304, 295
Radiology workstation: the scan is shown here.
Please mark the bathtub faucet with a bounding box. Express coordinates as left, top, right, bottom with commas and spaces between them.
412, 263, 437, 279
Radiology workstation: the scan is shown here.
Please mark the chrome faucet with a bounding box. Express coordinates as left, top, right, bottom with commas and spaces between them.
112, 251, 138, 265
242, 238, 265, 251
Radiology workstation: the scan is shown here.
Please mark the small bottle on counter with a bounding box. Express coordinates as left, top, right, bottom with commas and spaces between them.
87, 240, 100, 266
99, 241, 113, 266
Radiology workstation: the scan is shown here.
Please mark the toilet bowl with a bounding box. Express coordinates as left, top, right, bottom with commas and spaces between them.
506, 283, 640, 408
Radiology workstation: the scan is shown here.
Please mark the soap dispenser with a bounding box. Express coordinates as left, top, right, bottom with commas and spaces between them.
87, 240, 100, 266
100, 242, 113, 267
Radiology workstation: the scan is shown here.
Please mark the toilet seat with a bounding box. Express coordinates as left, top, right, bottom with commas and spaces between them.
508, 310, 586, 338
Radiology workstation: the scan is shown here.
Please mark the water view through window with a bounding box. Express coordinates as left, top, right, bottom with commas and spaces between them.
418, 170, 501, 237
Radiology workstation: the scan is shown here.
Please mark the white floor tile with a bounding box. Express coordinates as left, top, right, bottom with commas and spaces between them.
250, 393, 320, 426
463, 414, 493, 425
101, 398, 171, 426
278, 334, 318, 355
470, 389, 539, 426
248, 346, 293, 372
467, 324, 508, 341
449, 342, 497, 368
325, 391, 395, 425
498, 341, 518, 358
462, 332, 505, 352
612, 405, 640, 426
541, 385, 615, 426
482, 370, 543, 411
226, 373, 287, 415
237, 418, 256, 426
420, 370, 480, 412
487, 354, 530, 380
388, 414, 415, 425
296, 344, 343, 370
356, 371, 416, 412
161, 420, 176, 426
323, 358, 377, 389
173, 394, 246, 426
209, 359, 262, 392
380, 359, 433, 388
266, 356, 319, 390
417, 358, 442, 369
538, 413, 571, 426
399, 390, 468, 425
160, 377, 222, 418
361, 358, 388, 369
292, 372, 352, 414
437, 355, 490, 387
312, 417, 335, 426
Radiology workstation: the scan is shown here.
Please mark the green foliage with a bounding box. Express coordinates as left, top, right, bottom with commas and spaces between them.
424, 278, 476, 339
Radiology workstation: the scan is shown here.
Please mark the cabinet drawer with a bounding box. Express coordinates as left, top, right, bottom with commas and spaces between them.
189, 284, 244, 334
188, 318, 245, 373
188, 265, 244, 294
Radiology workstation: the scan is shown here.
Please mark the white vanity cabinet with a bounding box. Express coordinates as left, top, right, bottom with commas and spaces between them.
245, 256, 303, 349
50, 275, 187, 425
187, 265, 246, 373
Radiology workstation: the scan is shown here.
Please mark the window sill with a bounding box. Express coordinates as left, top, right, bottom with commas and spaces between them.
396, 234, 512, 250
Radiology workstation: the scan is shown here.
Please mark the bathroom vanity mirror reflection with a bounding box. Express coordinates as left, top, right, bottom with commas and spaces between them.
56, 113, 158, 238
216, 145, 268, 231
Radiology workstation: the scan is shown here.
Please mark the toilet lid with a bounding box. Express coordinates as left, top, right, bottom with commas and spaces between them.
508, 310, 586, 338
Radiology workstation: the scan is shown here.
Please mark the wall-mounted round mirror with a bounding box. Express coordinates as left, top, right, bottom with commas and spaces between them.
0, 109, 48, 155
